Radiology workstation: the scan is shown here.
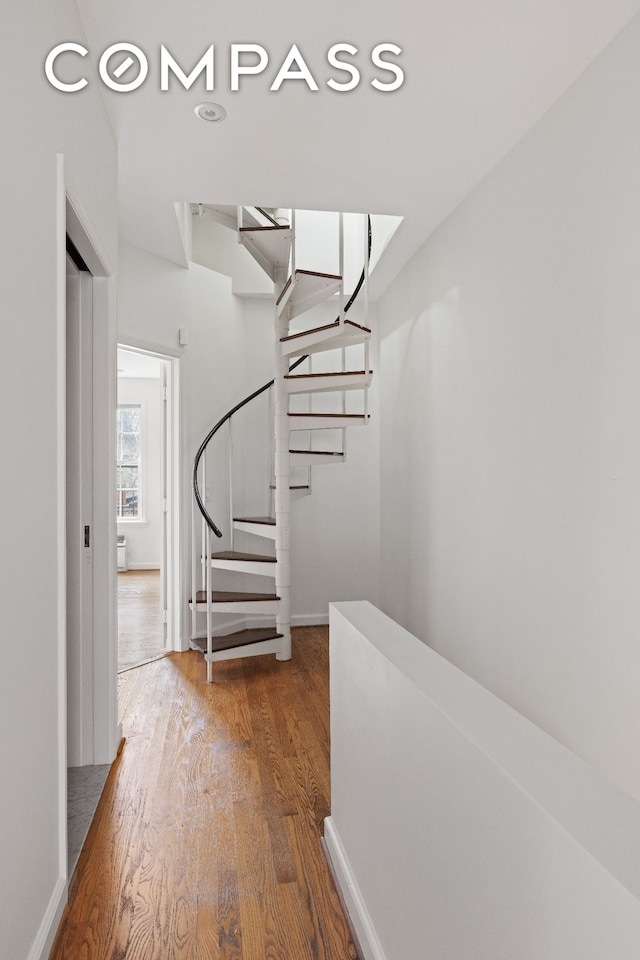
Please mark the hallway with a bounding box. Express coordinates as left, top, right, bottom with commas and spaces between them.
50, 627, 356, 960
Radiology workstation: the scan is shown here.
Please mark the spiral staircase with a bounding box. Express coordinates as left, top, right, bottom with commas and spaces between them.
190, 206, 373, 681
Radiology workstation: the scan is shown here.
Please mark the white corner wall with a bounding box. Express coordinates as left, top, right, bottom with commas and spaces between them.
287, 298, 380, 623
327, 601, 640, 960
1, 1, 117, 958
377, 14, 640, 801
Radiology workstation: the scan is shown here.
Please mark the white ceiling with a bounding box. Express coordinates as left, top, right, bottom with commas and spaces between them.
75, 0, 640, 292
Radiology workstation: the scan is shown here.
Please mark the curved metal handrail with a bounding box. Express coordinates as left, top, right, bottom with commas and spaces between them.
193, 215, 372, 537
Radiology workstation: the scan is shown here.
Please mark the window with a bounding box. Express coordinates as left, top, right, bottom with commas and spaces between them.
116, 405, 142, 519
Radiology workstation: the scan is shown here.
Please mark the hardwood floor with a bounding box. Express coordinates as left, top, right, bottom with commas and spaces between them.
118, 570, 166, 672
50, 627, 357, 960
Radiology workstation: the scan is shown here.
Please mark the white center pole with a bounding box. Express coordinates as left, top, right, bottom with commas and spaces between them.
273, 233, 292, 659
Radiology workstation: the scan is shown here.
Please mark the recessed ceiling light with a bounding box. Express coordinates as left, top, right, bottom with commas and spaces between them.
194, 102, 226, 123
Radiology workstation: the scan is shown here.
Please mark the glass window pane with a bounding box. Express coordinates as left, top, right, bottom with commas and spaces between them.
120, 407, 140, 433
120, 490, 138, 517
116, 405, 142, 518
118, 466, 138, 488
121, 433, 139, 461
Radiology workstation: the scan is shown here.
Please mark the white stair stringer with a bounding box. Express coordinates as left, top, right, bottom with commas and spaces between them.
189, 593, 280, 615
281, 319, 371, 358
289, 449, 345, 466
289, 413, 370, 431
269, 484, 311, 502
285, 370, 373, 394
233, 517, 277, 540
191, 600, 280, 615
205, 636, 283, 663
277, 270, 343, 321
208, 553, 276, 577
239, 225, 291, 282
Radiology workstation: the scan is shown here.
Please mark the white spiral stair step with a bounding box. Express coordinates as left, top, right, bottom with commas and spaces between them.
281, 318, 371, 357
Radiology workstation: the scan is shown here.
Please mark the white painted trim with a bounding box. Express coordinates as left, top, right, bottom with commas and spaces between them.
27, 875, 68, 960
323, 817, 387, 960
56, 155, 69, 883
62, 158, 122, 771
118, 333, 184, 359
92, 273, 121, 764
167, 355, 181, 653
117, 342, 181, 655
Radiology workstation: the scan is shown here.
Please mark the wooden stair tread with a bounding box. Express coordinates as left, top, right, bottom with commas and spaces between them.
285, 370, 372, 379
269, 484, 310, 490
290, 449, 343, 455
276, 269, 342, 306
239, 225, 288, 234
297, 268, 342, 279
192, 590, 280, 603
209, 550, 275, 563
191, 627, 283, 654
288, 412, 370, 419
233, 516, 276, 525
281, 319, 371, 343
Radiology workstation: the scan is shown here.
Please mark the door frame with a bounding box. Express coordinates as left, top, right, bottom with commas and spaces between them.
57, 157, 120, 888
65, 256, 95, 767
117, 338, 182, 653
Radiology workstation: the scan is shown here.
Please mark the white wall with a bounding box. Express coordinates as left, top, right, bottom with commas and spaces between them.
0, 1, 117, 957
327, 602, 640, 960
117, 377, 163, 568
288, 298, 380, 622
377, 15, 640, 801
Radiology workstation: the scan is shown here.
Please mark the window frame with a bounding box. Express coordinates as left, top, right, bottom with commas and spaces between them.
116, 403, 143, 522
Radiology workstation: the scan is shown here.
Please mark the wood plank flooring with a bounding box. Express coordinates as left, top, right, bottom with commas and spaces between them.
50, 627, 357, 960
118, 570, 166, 672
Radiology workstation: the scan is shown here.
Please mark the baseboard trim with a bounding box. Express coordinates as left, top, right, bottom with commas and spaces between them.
123, 563, 161, 571
292, 613, 329, 627
323, 817, 387, 960
28, 874, 67, 960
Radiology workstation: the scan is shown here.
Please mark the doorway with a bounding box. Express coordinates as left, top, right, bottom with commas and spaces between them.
116, 345, 180, 673
63, 178, 120, 885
